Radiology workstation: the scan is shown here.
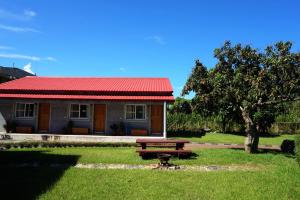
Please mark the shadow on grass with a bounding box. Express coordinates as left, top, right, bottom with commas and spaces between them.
0, 150, 80, 200
141, 152, 199, 160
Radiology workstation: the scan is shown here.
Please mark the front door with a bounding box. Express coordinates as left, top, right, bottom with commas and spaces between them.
151, 105, 163, 134
38, 103, 50, 132
94, 104, 106, 133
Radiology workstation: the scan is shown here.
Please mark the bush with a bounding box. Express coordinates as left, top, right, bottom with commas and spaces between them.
280, 140, 295, 154
3, 120, 17, 133
0, 141, 137, 149
295, 135, 300, 166
110, 122, 125, 136
167, 113, 244, 133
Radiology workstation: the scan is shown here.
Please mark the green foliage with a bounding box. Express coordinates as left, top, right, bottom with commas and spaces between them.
3, 120, 17, 133
63, 120, 73, 134
182, 41, 300, 151
280, 139, 295, 154
167, 113, 243, 133
253, 110, 275, 133
110, 122, 125, 135
276, 101, 300, 123
169, 97, 192, 114
269, 122, 300, 134
0, 141, 137, 149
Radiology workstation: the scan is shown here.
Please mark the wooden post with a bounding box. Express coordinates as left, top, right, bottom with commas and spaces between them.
163, 101, 167, 138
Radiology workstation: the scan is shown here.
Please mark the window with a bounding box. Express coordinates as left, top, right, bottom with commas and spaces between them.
125, 105, 146, 120
70, 104, 88, 119
15, 103, 35, 118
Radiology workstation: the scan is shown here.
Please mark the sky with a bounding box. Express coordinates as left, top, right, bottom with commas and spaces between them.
0, 0, 299, 97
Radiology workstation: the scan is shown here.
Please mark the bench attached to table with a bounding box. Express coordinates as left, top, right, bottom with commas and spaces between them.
136, 139, 192, 158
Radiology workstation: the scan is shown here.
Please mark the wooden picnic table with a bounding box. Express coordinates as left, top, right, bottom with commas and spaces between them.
136, 139, 190, 150
136, 139, 191, 158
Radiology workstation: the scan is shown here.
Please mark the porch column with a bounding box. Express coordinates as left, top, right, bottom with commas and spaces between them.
163, 101, 167, 138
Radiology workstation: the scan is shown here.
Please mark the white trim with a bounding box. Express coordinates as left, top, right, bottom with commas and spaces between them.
163, 101, 167, 138
124, 104, 147, 121
15, 102, 35, 119
69, 103, 90, 120
5, 133, 165, 143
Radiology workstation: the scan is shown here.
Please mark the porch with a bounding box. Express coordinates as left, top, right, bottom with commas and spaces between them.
0, 100, 168, 137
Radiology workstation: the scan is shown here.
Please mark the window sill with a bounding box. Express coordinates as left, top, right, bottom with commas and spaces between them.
15, 117, 35, 120
125, 119, 147, 122
70, 118, 89, 121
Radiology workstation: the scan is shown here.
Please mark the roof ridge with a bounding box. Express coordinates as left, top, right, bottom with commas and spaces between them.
27, 76, 169, 79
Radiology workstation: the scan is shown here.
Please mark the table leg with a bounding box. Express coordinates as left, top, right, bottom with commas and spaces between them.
141, 143, 146, 149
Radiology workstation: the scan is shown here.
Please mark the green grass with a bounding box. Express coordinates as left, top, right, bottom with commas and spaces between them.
1, 147, 294, 166
170, 132, 295, 145
1, 147, 300, 200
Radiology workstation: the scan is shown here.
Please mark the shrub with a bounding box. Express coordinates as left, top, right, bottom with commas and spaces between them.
280, 140, 295, 154
0, 141, 137, 149
3, 120, 17, 133
295, 135, 300, 166
167, 113, 244, 133
110, 122, 125, 136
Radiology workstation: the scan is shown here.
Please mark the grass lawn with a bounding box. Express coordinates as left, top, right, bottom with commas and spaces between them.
1, 147, 300, 200
169, 132, 295, 145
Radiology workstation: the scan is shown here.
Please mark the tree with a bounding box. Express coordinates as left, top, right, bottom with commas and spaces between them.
182, 41, 300, 153
169, 97, 192, 114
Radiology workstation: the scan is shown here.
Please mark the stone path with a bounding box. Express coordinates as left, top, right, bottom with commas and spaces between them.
75, 163, 261, 171
1, 162, 261, 171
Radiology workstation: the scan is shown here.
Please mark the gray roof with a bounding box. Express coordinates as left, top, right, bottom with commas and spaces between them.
0, 66, 35, 79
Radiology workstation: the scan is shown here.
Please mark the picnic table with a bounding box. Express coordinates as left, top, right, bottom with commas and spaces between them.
136, 139, 192, 158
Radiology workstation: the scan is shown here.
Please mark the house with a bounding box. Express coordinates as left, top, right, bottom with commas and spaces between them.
0, 66, 35, 83
0, 76, 174, 138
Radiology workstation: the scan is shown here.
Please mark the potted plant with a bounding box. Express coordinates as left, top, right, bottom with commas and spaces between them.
3, 120, 17, 133
63, 120, 74, 134
110, 122, 125, 136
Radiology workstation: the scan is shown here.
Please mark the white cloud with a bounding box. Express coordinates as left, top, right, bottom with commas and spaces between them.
119, 67, 125, 71
45, 56, 57, 62
0, 24, 40, 33
0, 9, 36, 21
24, 9, 36, 18
146, 36, 165, 45
0, 45, 14, 50
0, 53, 57, 62
0, 53, 40, 61
23, 62, 34, 74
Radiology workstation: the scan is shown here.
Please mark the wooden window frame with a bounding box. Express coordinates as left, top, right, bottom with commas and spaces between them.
15, 103, 35, 119
69, 104, 89, 120
124, 104, 146, 121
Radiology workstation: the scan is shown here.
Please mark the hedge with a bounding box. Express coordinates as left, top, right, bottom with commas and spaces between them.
167, 113, 300, 134
0, 141, 137, 149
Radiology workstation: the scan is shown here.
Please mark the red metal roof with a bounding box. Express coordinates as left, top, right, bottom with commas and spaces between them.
0, 76, 174, 101
0, 76, 173, 93
0, 93, 174, 101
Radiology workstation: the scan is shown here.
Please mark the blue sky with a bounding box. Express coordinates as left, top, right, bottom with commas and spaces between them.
0, 0, 299, 97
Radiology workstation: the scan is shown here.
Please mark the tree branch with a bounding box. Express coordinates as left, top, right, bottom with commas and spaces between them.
254, 96, 300, 107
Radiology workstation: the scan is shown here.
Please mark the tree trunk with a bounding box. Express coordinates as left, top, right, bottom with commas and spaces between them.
240, 107, 259, 153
